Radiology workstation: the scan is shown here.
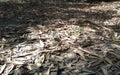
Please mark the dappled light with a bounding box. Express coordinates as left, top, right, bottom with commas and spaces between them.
0, 1, 120, 75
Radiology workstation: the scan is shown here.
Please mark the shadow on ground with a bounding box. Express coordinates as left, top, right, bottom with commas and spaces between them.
0, 1, 120, 75
0, 1, 119, 49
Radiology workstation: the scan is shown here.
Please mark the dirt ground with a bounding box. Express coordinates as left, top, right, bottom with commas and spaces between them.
0, 1, 120, 75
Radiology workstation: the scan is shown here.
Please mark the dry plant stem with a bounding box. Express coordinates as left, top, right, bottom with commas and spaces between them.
78, 47, 113, 64
78, 47, 102, 58
101, 67, 109, 75
38, 48, 62, 53
109, 52, 120, 59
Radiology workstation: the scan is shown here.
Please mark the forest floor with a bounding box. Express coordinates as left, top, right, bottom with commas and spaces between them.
0, 1, 120, 75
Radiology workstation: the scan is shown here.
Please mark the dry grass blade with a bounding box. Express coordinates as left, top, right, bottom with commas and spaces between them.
78, 47, 113, 64
46, 67, 50, 75
104, 57, 113, 65
101, 67, 109, 75
2, 64, 14, 75
109, 52, 120, 59
37, 47, 62, 53
73, 49, 86, 60
111, 44, 120, 50
78, 47, 102, 58
0, 64, 6, 74
0, 1, 120, 75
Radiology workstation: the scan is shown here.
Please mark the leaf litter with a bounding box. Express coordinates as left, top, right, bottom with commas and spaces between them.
0, 1, 120, 75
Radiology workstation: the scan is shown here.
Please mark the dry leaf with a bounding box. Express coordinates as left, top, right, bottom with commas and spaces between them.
2, 64, 14, 75
101, 67, 109, 75
0, 64, 6, 74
